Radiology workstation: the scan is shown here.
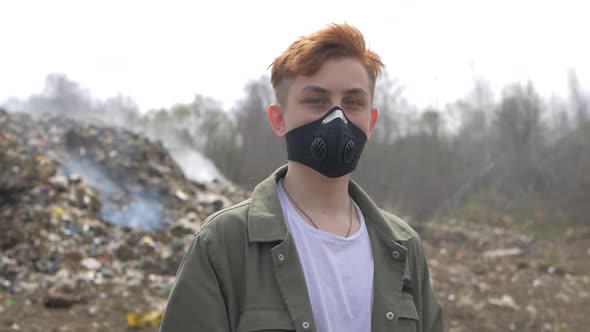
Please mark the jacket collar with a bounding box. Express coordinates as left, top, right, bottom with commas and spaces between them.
247, 165, 405, 243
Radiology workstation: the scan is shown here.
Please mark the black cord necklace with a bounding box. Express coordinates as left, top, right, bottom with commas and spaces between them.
282, 181, 354, 238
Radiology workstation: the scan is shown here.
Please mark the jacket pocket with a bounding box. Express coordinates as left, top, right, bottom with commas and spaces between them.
397, 293, 419, 332
237, 307, 295, 332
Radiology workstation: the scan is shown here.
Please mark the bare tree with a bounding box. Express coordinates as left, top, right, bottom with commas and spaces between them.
568, 69, 589, 127
230, 76, 285, 188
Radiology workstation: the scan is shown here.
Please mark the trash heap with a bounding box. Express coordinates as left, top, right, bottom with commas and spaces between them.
0, 109, 248, 331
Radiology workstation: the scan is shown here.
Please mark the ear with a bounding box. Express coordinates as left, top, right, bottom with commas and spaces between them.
367, 107, 379, 139
268, 103, 288, 137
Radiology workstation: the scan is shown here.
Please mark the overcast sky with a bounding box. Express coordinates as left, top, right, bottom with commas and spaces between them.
1, 0, 588, 111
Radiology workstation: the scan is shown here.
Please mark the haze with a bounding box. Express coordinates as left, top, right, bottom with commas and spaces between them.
1, 0, 589, 111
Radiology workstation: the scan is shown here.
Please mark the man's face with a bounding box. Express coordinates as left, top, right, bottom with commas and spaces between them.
269, 57, 378, 138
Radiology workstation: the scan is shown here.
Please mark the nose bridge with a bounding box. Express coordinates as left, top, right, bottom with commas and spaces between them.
322, 108, 348, 125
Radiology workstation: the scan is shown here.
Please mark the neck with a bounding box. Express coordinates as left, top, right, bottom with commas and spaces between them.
282, 161, 351, 212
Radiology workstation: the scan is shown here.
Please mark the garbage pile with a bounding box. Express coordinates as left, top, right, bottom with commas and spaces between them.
0, 109, 248, 330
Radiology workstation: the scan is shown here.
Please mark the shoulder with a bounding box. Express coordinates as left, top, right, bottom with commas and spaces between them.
378, 210, 434, 288
184, 199, 255, 271
379, 209, 422, 242
197, 198, 252, 240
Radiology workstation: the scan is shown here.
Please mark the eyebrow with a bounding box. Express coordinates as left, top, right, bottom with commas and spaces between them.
299, 85, 368, 96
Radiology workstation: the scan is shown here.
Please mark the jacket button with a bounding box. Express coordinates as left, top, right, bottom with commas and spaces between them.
302, 321, 310, 329
278, 253, 285, 262
386, 311, 395, 320
392, 251, 400, 259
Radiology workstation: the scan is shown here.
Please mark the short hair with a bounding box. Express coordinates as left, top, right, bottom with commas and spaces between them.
270, 23, 384, 106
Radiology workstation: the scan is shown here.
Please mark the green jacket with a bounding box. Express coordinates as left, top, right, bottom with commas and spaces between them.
161, 166, 443, 332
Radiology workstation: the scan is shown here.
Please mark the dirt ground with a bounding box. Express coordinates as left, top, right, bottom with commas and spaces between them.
420, 219, 590, 332
1, 219, 588, 331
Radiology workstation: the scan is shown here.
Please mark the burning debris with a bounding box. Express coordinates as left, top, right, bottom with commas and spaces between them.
0, 110, 248, 330
1, 110, 243, 230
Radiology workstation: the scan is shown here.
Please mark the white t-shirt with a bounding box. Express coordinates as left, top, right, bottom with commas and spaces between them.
277, 181, 374, 332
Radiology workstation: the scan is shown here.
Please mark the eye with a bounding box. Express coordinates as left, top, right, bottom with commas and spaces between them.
343, 98, 362, 107
304, 97, 326, 105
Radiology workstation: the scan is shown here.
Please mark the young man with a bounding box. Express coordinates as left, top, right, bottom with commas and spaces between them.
161, 23, 443, 332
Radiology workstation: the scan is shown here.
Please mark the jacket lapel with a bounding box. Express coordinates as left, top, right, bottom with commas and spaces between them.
348, 180, 408, 331
247, 166, 317, 331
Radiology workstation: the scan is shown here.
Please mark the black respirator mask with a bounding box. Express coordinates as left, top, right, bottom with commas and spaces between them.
285, 106, 368, 178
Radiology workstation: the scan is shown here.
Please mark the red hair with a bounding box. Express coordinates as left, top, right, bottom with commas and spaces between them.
270, 23, 384, 104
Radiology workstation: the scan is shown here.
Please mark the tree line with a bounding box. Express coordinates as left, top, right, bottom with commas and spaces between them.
4, 72, 589, 227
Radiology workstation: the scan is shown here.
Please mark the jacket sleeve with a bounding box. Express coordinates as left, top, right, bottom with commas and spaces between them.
160, 230, 230, 332
418, 241, 444, 332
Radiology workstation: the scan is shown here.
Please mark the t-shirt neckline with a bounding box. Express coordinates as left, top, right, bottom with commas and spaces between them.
278, 180, 366, 242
